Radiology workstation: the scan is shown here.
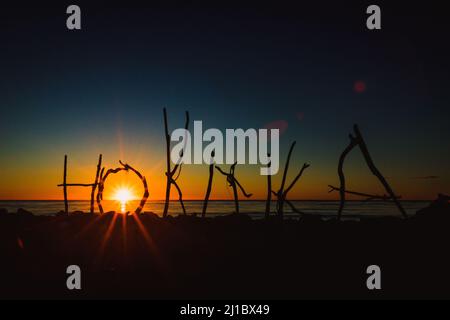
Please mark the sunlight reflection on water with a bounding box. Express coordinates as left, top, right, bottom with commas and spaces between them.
120, 201, 126, 213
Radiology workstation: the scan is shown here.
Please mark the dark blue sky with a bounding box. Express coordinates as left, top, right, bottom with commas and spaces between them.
1, 1, 449, 199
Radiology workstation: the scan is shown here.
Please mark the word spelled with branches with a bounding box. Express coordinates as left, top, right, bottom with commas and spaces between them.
329, 124, 407, 220
271, 142, 310, 219
216, 162, 252, 214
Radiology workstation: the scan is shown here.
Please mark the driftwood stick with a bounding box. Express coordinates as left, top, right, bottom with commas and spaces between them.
215, 166, 228, 176
274, 143, 296, 219
170, 149, 184, 177
58, 155, 105, 214
353, 124, 407, 219
273, 142, 310, 219
336, 135, 360, 220
228, 163, 240, 214
265, 156, 272, 218
96, 161, 149, 214
119, 160, 149, 214
90, 154, 102, 214
231, 180, 239, 214
215, 163, 251, 214
235, 179, 252, 198
172, 181, 186, 214
285, 199, 305, 216
97, 166, 127, 214
202, 151, 215, 218
279, 142, 296, 193
173, 164, 183, 181
163, 108, 171, 217
99, 168, 105, 200
63, 155, 68, 214
96, 167, 105, 212
138, 175, 150, 214
328, 185, 401, 201
162, 108, 189, 217
58, 183, 95, 187
283, 163, 310, 196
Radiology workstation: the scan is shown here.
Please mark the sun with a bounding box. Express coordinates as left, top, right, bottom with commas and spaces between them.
114, 188, 133, 203
113, 187, 136, 212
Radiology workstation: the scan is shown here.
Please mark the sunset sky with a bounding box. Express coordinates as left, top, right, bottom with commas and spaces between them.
1, 2, 449, 201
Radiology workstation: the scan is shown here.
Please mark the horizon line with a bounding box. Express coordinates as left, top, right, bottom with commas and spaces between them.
0, 198, 433, 202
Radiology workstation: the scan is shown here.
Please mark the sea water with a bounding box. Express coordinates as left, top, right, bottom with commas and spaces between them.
0, 200, 429, 218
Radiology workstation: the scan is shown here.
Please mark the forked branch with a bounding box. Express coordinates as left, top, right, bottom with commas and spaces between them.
216, 162, 252, 214
163, 108, 189, 216
272, 141, 310, 219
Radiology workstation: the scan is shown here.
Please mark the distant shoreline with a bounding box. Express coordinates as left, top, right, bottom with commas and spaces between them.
0, 199, 433, 202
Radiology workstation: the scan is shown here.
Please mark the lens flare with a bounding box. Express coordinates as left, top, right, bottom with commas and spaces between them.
113, 187, 134, 213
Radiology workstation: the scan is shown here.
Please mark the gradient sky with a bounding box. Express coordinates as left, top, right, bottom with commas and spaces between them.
1, 1, 449, 201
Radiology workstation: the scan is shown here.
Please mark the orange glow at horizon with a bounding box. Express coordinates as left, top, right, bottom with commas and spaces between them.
0, 145, 444, 201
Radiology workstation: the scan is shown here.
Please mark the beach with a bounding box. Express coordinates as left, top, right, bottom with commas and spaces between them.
1, 198, 449, 299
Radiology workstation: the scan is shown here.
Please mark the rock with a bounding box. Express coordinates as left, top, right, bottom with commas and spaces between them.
56, 210, 68, 217
215, 213, 252, 224
300, 214, 323, 225
176, 214, 200, 221
141, 212, 160, 220
17, 208, 34, 217
415, 195, 450, 222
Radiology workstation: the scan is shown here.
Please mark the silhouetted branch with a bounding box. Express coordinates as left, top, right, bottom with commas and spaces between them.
272, 142, 310, 219
279, 142, 296, 193
173, 164, 182, 181
119, 160, 149, 214
285, 199, 306, 216
63, 155, 68, 214
163, 108, 190, 217
215, 162, 252, 214
283, 163, 310, 196
59, 155, 101, 214
202, 151, 215, 218
96, 167, 105, 204
172, 180, 186, 215
336, 134, 360, 220
90, 154, 102, 214
265, 154, 272, 218
235, 179, 252, 198
170, 150, 184, 177
332, 124, 407, 220
97, 161, 149, 214
58, 183, 95, 187
328, 185, 401, 201
163, 108, 171, 217
215, 166, 228, 176
353, 124, 407, 219
97, 165, 128, 214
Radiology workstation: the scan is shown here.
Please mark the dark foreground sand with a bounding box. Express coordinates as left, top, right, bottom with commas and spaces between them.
0, 198, 449, 299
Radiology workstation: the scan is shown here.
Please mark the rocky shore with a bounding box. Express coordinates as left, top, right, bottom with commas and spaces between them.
0, 196, 449, 299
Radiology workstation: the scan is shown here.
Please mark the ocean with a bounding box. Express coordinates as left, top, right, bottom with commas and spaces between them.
0, 200, 430, 219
